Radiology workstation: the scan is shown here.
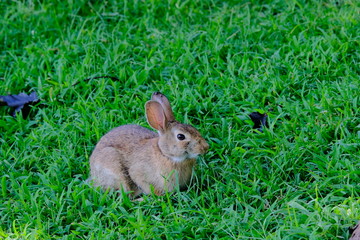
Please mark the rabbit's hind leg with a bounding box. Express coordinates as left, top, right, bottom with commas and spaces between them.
89, 147, 136, 194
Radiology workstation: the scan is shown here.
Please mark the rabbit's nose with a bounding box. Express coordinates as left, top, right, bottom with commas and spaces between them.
202, 141, 209, 153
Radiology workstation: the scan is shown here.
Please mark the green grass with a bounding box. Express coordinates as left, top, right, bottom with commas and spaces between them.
1, 0, 359, 239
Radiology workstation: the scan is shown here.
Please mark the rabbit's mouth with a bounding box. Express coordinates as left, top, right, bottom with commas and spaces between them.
169, 152, 198, 163
188, 152, 199, 159
170, 155, 187, 163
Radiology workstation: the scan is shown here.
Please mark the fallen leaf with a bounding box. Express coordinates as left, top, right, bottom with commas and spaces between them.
249, 112, 268, 132
0, 91, 39, 118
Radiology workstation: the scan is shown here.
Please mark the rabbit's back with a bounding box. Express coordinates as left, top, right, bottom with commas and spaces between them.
94, 124, 157, 152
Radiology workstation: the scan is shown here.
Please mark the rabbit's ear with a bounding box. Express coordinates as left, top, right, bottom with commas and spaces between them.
145, 101, 167, 131
151, 92, 175, 122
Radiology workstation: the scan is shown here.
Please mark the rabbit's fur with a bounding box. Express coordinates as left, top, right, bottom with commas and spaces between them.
89, 92, 209, 197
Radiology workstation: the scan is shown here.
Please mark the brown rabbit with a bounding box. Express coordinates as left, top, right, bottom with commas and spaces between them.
89, 92, 209, 197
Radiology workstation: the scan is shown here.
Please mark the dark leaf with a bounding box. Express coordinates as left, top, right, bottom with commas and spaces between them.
0, 91, 40, 118
249, 112, 268, 132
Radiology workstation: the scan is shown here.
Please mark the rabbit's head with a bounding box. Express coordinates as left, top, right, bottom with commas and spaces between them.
146, 92, 209, 163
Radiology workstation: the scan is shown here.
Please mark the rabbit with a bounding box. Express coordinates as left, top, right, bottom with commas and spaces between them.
89, 92, 209, 197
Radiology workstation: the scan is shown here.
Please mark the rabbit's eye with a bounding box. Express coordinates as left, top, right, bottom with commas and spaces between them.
177, 134, 185, 140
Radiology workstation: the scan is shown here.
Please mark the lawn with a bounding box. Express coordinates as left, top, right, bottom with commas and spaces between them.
1, 0, 359, 239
